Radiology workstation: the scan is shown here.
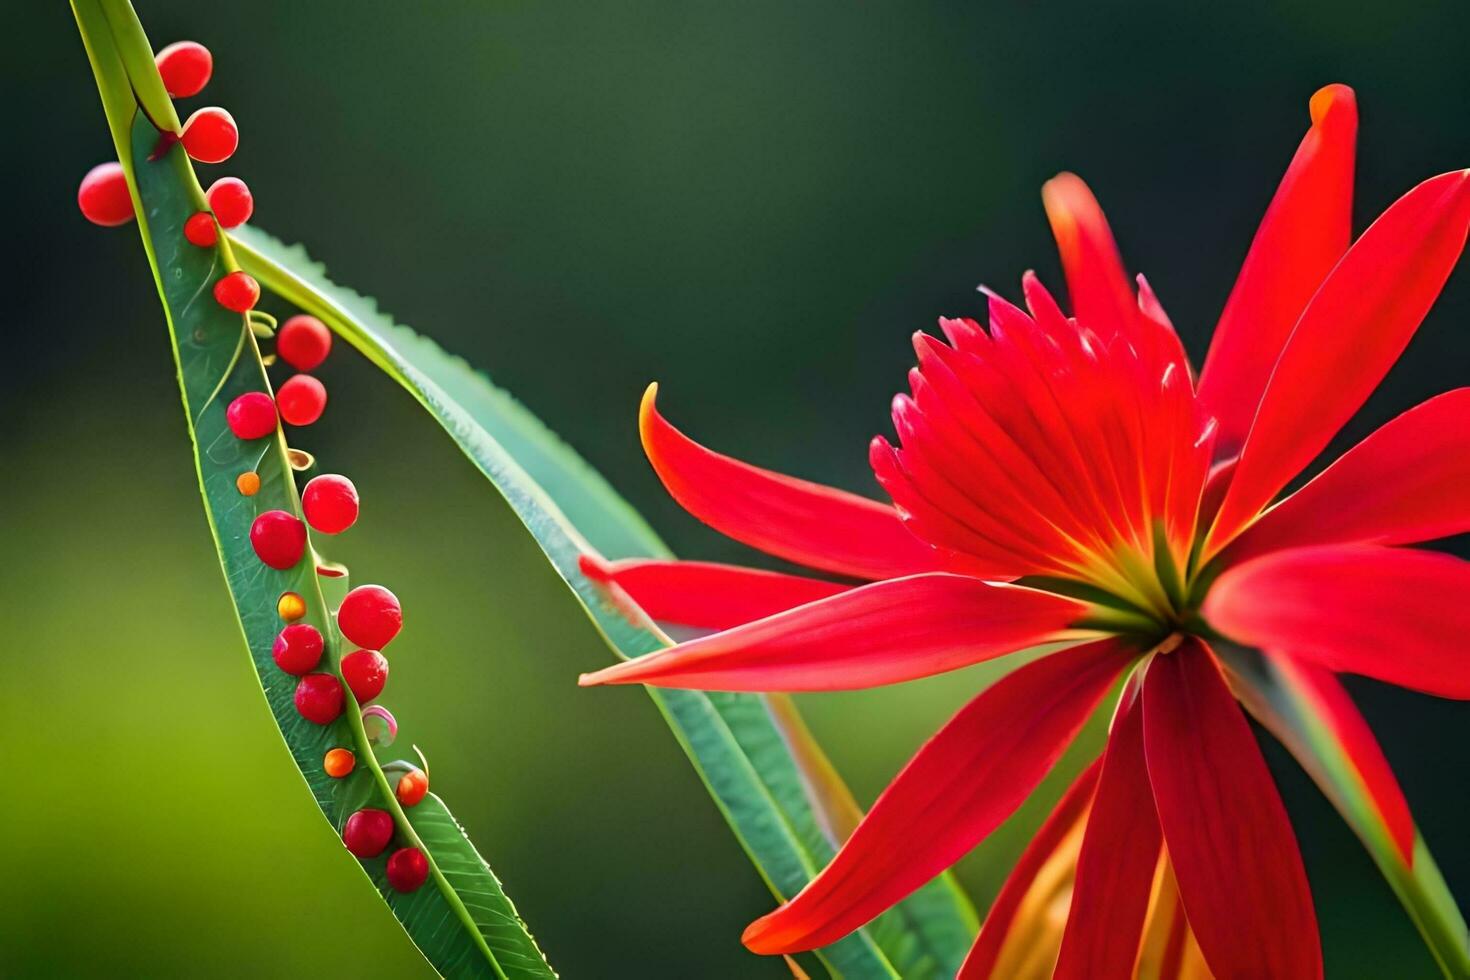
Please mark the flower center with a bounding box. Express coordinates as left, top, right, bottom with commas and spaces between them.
871, 279, 1221, 644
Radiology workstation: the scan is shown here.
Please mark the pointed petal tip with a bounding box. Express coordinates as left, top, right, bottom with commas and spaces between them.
578, 552, 613, 581
639, 380, 660, 417
578, 664, 626, 687
741, 911, 793, 955
1309, 83, 1355, 126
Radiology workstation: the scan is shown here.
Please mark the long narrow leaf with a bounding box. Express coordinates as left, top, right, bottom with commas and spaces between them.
73, 3, 554, 977
230, 224, 981, 978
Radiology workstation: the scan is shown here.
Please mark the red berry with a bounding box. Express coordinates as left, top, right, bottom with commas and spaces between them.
396, 769, 429, 807
341, 649, 389, 704
294, 673, 345, 725
302, 475, 359, 534
386, 847, 430, 892
342, 808, 395, 858
155, 41, 212, 98
184, 211, 218, 246
277, 315, 332, 371
225, 391, 277, 439
277, 374, 327, 426
77, 162, 134, 227
338, 585, 403, 649
251, 510, 307, 569
214, 270, 259, 312
272, 623, 324, 675
181, 107, 238, 164
206, 176, 253, 228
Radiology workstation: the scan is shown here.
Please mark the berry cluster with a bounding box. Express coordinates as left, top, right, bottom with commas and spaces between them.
82, 37, 433, 892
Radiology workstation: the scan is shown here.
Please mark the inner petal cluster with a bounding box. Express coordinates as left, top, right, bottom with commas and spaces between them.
871, 275, 1215, 628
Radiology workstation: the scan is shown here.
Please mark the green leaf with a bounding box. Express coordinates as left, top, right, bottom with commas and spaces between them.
73, 3, 554, 977
228, 225, 981, 977
1219, 644, 1470, 979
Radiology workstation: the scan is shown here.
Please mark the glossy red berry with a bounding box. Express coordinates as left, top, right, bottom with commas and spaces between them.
302, 475, 359, 534
386, 847, 430, 892
225, 391, 277, 439
396, 769, 429, 807
181, 107, 238, 164
184, 211, 218, 247
294, 673, 345, 725
340, 649, 389, 705
277, 315, 332, 371
338, 585, 403, 650
214, 270, 259, 312
155, 41, 212, 98
276, 374, 327, 426
206, 176, 253, 228
272, 623, 324, 675
250, 510, 307, 569
342, 808, 395, 858
77, 162, 134, 227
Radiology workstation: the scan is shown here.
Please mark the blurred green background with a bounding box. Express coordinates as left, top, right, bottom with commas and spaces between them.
8, 0, 1470, 976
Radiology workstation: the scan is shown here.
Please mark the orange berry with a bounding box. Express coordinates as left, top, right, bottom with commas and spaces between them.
277, 591, 307, 622
236, 471, 261, 495
323, 748, 356, 778
396, 768, 429, 807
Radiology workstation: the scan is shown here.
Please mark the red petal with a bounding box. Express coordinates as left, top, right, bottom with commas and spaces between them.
578, 554, 848, 630
1207, 169, 1470, 554
742, 639, 1132, 953
958, 760, 1101, 980
1199, 84, 1357, 458
1274, 658, 1416, 864
1054, 688, 1161, 979
1042, 173, 1138, 334
578, 573, 1089, 691
1228, 389, 1470, 562
639, 384, 945, 579
1206, 544, 1470, 699
1143, 640, 1321, 980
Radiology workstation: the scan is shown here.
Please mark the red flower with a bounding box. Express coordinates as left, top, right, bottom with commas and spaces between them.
580, 84, 1470, 977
